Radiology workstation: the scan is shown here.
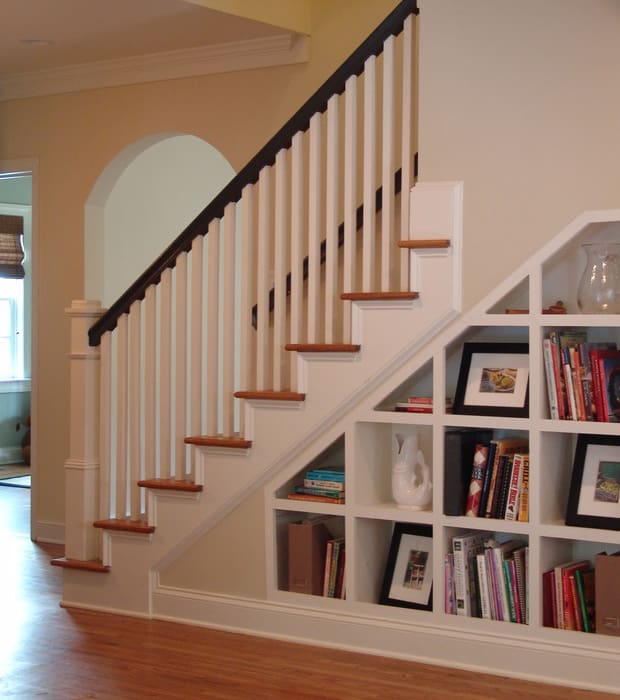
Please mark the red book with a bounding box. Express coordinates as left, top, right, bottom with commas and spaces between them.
590, 348, 620, 421
465, 444, 490, 517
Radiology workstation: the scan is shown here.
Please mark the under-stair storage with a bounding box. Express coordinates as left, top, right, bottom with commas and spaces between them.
263, 211, 620, 693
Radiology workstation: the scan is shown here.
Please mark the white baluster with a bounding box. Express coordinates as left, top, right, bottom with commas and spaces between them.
363, 55, 377, 292
174, 253, 188, 477
222, 203, 236, 436
143, 285, 156, 482
381, 35, 395, 291
206, 219, 220, 436
273, 149, 288, 389
256, 167, 271, 389
308, 113, 322, 341
158, 268, 172, 477
325, 94, 339, 343
400, 15, 414, 290
238, 184, 254, 434
128, 300, 141, 519
289, 132, 304, 386
343, 75, 358, 343
189, 236, 204, 474
99, 330, 112, 520
115, 313, 128, 518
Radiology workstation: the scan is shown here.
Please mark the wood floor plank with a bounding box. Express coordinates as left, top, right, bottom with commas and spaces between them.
1, 486, 616, 699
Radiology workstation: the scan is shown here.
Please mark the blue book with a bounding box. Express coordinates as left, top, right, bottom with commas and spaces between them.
305, 469, 345, 482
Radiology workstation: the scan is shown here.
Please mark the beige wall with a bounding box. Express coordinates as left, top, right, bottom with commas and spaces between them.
417, 0, 620, 308
161, 0, 620, 598
0, 0, 399, 538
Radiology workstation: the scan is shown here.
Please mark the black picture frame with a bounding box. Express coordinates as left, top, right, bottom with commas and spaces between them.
379, 522, 433, 610
566, 434, 620, 531
452, 342, 529, 418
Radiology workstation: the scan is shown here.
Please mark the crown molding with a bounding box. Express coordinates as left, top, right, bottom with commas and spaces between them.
0, 33, 310, 102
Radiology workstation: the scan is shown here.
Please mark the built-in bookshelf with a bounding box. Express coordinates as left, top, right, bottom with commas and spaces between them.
264, 211, 620, 691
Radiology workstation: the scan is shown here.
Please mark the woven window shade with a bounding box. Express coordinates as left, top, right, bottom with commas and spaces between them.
0, 215, 25, 279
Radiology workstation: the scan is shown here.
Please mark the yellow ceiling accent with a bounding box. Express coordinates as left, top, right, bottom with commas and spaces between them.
182, 0, 312, 36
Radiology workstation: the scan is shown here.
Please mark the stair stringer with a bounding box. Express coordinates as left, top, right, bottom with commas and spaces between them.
58, 181, 463, 617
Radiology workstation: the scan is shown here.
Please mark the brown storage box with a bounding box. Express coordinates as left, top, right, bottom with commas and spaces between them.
595, 552, 620, 636
288, 518, 332, 595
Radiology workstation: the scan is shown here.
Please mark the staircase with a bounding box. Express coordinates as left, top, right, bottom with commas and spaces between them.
53, 0, 463, 617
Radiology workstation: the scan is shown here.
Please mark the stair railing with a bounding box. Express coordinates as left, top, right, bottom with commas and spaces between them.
66, 0, 419, 558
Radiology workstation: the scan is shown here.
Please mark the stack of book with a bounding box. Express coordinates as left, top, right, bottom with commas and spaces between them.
395, 396, 453, 413
542, 329, 620, 421
445, 431, 529, 521
542, 559, 595, 632
445, 532, 528, 623
287, 467, 345, 504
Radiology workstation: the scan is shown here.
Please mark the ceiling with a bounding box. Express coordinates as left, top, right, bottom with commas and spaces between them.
0, 0, 312, 100
0, 0, 288, 75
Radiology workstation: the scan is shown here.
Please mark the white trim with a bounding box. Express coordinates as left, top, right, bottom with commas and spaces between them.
0, 34, 311, 101
0, 446, 24, 464
33, 520, 64, 545
0, 378, 30, 393
151, 585, 620, 696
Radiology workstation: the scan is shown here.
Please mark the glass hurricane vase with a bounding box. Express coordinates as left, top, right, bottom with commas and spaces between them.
576, 242, 620, 314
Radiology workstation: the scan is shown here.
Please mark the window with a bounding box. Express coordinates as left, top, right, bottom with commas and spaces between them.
0, 279, 23, 379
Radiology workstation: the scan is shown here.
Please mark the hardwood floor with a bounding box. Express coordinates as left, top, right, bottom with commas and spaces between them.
1, 486, 617, 699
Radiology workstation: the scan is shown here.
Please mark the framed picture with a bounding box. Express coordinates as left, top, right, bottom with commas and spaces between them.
566, 434, 620, 530
452, 342, 529, 417
379, 522, 433, 610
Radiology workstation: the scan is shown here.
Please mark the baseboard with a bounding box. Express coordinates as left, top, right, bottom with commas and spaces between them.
34, 519, 64, 544
152, 584, 620, 696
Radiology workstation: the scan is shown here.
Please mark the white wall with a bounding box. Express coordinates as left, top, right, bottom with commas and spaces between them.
417, 0, 620, 308
86, 134, 235, 307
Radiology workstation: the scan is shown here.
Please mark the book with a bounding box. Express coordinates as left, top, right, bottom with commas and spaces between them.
548, 330, 568, 420
542, 569, 556, 627
452, 531, 486, 617
543, 337, 560, 419
477, 440, 498, 518
288, 516, 333, 595
493, 454, 514, 519
574, 568, 595, 633
476, 552, 492, 619
465, 443, 490, 517
504, 452, 526, 521
517, 455, 530, 522
483, 438, 529, 518
305, 469, 345, 482
294, 486, 345, 498
304, 478, 345, 491
553, 559, 590, 629
444, 553, 456, 614
327, 538, 345, 597
598, 354, 620, 422
488, 539, 525, 622
287, 493, 345, 504
589, 347, 619, 420
513, 546, 527, 623
443, 429, 493, 516
322, 540, 334, 596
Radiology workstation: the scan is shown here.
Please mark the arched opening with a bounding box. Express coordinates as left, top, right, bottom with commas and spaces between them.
85, 133, 235, 307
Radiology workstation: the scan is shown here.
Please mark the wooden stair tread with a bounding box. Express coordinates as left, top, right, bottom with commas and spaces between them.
341, 291, 419, 301
234, 390, 305, 401
138, 478, 203, 492
93, 518, 155, 534
51, 557, 110, 573
184, 435, 253, 449
398, 238, 451, 249
285, 343, 361, 352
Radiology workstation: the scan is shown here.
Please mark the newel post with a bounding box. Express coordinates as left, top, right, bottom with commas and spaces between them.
64, 300, 104, 561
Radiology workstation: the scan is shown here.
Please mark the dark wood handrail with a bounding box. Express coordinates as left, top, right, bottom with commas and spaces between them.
89, 0, 419, 346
